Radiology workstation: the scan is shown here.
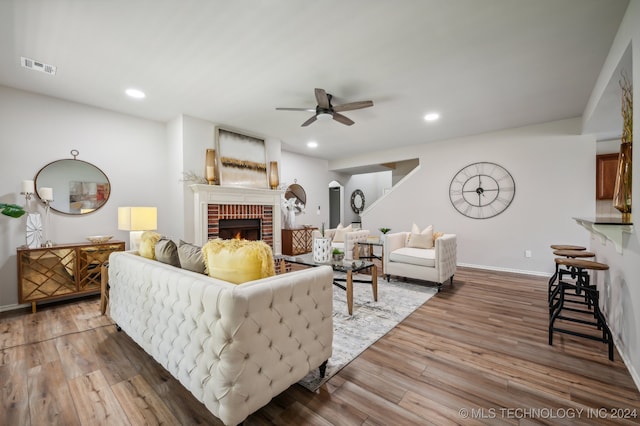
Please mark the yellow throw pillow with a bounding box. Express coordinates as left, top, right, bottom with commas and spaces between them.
202, 239, 275, 284
333, 224, 353, 243
139, 231, 162, 259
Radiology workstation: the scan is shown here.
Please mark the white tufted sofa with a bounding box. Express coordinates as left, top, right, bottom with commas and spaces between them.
108, 251, 333, 426
383, 232, 457, 291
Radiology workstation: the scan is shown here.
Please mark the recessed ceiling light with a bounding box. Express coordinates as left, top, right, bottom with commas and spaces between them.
307, 141, 318, 148
424, 112, 440, 122
125, 88, 146, 99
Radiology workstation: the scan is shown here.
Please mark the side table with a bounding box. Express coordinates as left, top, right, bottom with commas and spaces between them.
354, 239, 384, 273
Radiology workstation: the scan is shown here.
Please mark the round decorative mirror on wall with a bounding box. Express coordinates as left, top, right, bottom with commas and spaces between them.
350, 189, 365, 214
285, 182, 306, 213
34, 150, 111, 215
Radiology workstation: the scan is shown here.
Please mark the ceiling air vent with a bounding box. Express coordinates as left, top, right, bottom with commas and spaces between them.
21, 56, 56, 76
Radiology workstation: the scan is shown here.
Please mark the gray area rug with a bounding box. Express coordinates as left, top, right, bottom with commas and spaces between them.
297, 275, 437, 391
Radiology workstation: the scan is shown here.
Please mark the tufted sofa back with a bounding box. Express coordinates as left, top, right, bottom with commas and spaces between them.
108, 251, 333, 426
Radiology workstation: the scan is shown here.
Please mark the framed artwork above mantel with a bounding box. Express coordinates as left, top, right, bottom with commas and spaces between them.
215, 127, 268, 188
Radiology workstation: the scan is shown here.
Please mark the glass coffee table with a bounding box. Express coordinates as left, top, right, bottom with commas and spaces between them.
278, 253, 378, 315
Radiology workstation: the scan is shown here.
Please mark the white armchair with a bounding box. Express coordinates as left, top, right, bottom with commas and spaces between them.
383, 232, 457, 291
312, 226, 370, 260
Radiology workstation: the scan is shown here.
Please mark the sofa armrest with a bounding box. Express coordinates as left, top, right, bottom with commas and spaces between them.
435, 234, 457, 282
344, 229, 370, 259
383, 232, 409, 270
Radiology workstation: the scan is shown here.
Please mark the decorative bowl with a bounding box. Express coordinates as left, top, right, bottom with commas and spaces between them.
86, 235, 113, 243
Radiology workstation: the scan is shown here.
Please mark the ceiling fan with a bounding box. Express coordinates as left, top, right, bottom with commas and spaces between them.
276, 88, 374, 127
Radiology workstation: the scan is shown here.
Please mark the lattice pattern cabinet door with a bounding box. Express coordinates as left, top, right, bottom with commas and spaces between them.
18, 241, 125, 312
281, 227, 316, 255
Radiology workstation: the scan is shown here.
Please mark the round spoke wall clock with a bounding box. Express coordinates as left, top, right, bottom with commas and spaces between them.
449, 162, 515, 219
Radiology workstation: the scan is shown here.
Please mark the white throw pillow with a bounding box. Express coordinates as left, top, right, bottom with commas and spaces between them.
408, 224, 434, 249
333, 224, 353, 243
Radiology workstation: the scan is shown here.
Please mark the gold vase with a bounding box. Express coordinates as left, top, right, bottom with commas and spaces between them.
612, 142, 632, 222
269, 161, 279, 189
205, 149, 216, 185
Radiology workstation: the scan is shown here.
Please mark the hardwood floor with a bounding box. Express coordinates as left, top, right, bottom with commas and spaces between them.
1, 267, 639, 425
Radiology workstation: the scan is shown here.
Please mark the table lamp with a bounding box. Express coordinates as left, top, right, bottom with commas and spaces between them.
118, 207, 157, 250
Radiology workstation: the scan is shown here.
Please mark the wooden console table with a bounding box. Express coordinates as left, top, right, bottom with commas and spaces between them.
281, 227, 316, 255
17, 240, 125, 313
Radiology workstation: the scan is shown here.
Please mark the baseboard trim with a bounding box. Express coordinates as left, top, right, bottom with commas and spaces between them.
609, 319, 640, 393
0, 303, 30, 313
457, 262, 552, 278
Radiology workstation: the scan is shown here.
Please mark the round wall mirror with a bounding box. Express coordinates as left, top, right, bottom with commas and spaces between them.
285, 183, 306, 213
351, 189, 365, 213
34, 155, 110, 215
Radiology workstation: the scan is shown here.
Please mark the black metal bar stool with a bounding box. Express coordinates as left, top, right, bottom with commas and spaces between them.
548, 258, 613, 361
548, 249, 595, 306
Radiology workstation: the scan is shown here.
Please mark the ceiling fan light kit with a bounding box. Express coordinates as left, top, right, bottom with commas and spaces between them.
277, 88, 373, 127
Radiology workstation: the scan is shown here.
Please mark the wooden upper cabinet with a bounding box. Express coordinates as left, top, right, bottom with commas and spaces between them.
596, 153, 619, 200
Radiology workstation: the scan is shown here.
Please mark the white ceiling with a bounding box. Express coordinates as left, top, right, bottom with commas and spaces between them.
0, 0, 629, 161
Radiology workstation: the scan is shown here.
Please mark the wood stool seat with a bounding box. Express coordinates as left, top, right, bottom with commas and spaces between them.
552, 250, 595, 258
554, 258, 609, 271
550, 244, 587, 251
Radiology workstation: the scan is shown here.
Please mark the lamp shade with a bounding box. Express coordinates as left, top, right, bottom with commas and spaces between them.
118, 207, 157, 231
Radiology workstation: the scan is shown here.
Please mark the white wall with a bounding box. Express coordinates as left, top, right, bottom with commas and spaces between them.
0, 86, 168, 308
344, 171, 392, 226
581, 0, 640, 389
359, 118, 594, 276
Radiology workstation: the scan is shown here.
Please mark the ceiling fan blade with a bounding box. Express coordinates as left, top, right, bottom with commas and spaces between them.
315, 88, 330, 109
333, 100, 374, 112
332, 113, 354, 126
301, 115, 317, 127
276, 107, 316, 112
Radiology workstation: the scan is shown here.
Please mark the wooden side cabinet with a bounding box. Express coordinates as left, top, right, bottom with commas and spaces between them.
596, 153, 619, 200
281, 227, 316, 255
17, 240, 125, 312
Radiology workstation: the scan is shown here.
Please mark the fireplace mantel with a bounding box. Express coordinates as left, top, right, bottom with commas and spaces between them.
190, 184, 284, 252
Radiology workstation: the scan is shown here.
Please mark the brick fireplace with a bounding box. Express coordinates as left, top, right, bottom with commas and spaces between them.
208, 205, 273, 248
191, 185, 283, 253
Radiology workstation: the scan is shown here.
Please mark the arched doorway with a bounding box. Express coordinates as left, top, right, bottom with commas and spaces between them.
328, 180, 344, 228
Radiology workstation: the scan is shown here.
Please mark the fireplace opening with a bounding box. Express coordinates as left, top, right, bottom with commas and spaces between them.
218, 218, 261, 241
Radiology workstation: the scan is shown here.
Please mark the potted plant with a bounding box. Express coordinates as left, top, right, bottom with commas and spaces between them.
332, 248, 344, 262
379, 227, 391, 243
1, 203, 26, 218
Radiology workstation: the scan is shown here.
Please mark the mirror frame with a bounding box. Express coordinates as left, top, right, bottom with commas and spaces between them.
350, 189, 365, 214
284, 183, 306, 213
34, 156, 111, 215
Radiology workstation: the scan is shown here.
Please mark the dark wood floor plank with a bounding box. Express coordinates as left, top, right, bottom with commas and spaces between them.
0, 359, 30, 425
111, 374, 181, 425
27, 361, 81, 426
67, 370, 130, 425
